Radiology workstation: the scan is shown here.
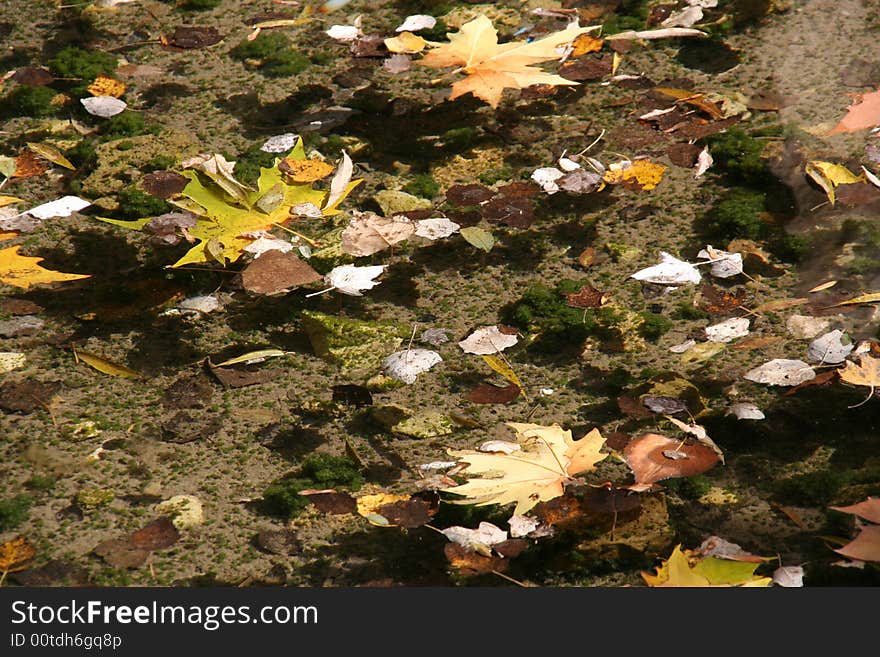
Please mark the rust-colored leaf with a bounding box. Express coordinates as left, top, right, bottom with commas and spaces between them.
834, 525, 880, 562
828, 88, 880, 135
464, 382, 521, 404
241, 250, 322, 295
0, 536, 36, 573
623, 433, 720, 489
12, 150, 49, 179
300, 489, 358, 514
566, 284, 609, 309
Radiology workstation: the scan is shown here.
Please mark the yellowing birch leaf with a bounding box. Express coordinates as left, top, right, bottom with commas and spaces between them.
444, 422, 606, 515
642, 544, 771, 587
74, 348, 143, 379
419, 15, 599, 108
805, 160, 864, 206
481, 354, 522, 389
0, 245, 90, 289
26, 142, 75, 170
384, 32, 428, 54
459, 225, 494, 252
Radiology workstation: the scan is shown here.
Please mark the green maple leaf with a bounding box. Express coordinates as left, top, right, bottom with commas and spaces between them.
98, 139, 361, 268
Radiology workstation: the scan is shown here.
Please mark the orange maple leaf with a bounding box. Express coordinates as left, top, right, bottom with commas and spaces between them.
828, 88, 880, 135
419, 15, 599, 108
0, 245, 90, 289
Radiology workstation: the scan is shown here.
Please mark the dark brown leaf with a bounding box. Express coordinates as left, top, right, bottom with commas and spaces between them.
566, 284, 608, 309
836, 182, 880, 206
376, 498, 435, 527
464, 382, 521, 404
559, 54, 613, 81
241, 250, 322, 295
11, 67, 54, 86
480, 197, 534, 228
12, 559, 92, 586
94, 538, 148, 569
532, 494, 588, 528
581, 485, 642, 515
666, 142, 702, 168
300, 490, 358, 514
0, 379, 60, 413
332, 384, 373, 407
162, 374, 213, 410
493, 538, 529, 558
495, 182, 541, 200
145, 212, 197, 244
617, 394, 653, 419
131, 517, 180, 550
160, 410, 223, 443
0, 298, 43, 315
163, 26, 223, 50
142, 171, 189, 199
698, 284, 748, 314
445, 184, 494, 207
208, 367, 274, 388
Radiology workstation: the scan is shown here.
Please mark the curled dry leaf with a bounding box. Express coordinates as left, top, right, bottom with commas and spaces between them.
341, 211, 414, 256
631, 251, 701, 286
623, 433, 720, 490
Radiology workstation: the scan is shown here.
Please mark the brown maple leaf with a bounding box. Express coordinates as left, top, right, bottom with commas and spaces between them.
419, 15, 599, 108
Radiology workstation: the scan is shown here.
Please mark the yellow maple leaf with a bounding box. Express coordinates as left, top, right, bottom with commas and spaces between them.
0, 535, 36, 574
642, 545, 772, 587
419, 15, 599, 108
444, 422, 606, 515
805, 160, 864, 206
0, 245, 90, 289
603, 159, 666, 190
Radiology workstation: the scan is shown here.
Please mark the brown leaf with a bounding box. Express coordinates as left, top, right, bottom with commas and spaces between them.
445, 184, 494, 206
12, 150, 49, 179
142, 171, 189, 199
255, 529, 301, 556
0, 298, 43, 315
464, 382, 521, 404
577, 246, 597, 269
830, 498, 880, 524
730, 335, 783, 351
11, 559, 92, 586
828, 88, 880, 135
835, 181, 880, 206
241, 250, 321, 295
834, 525, 880, 562
300, 490, 358, 514
559, 54, 614, 81
581, 485, 642, 515
783, 369, 838, 395
566, 284, 608, 309
162, 26, 224, 50
11, 67, 54, 86
0, 379, 60, 413
617, 394, 654, 419
666, 142, 702, 168
747, 91, 790, 111
443, 543, 509, 575
623, 433, 720, 488
480, 197, 535, 228
93, 539, 148, 569
376, 499, 435, 528
208, 366, 274, 388
351, 35, 386, 58
493, 538, 529, 558
131, 516, 180, 550
532, 494, 588, 528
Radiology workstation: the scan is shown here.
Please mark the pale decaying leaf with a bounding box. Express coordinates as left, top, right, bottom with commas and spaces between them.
382, 349, 442, 384
324, 150, 354, 211
807, 329, 853, 365
705, 317, 750, 343
726, 402, 765, 420
605, 27, 706, 41
341, 211, 414, 256
441, 522, 507, 551
260, 133, 300, 153
694, 146, 713, 178
696, 245, 742, 278
396, 14, 436, 32
80, 96, 127, 117
419, 15, 600, 108
531, 167, 565, 193
320, 264, 386, 296
772, 565, 804, 587
458, 325, 518, 355
744, 359, 816, 386
631, 251, 701, 286
445, 422, 607, 515
414, 217, 460, 240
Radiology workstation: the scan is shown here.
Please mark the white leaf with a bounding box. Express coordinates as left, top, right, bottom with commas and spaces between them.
420, 327, 450, 346
863, 166, 880, 189
669, 339, 696, 353
260, 133, 299, 153
323, 264, 385, 296
557, 156, 581, 172
531, 166, 565, 193
807, 329, 853, 364
26, 195, 91, 220
705, 317, 750, 343
696, 245, 742, 278
441, 522, 507, 550
80, 96, 127, 117
382, 349, 442, 384
458, 325, 518, 355
661, 6, 703, 28
631, 251, 701, 286
694, 146, 714, 178
478, 440, 521, 454
508, 514, 539, 538
744, 359, 816, 386
395, 14, 436, 32
726, 402, 765, 420
324, 150, 353, 210
326, 25, 361, 41
414, 217, 460, 240
243, 237, 294, 257
290, 202, 323, 218
176, 295, 221, 314
606, 27, 707, 40
772, 565, 804, 587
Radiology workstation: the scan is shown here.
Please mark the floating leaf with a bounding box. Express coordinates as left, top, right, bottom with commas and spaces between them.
744, 359, 815, 386
603, 159, 666, 190
460, 226, 494, 252
26, 142, 75, 170
459, 325, 518, 355
0, 245, 90, 289
212, 348, 286, 367
74, 348, 143, 379
382, 349, 442, 384
481, 354, 522, 389
81, 96, 127, 118
0, 536, 36, 574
